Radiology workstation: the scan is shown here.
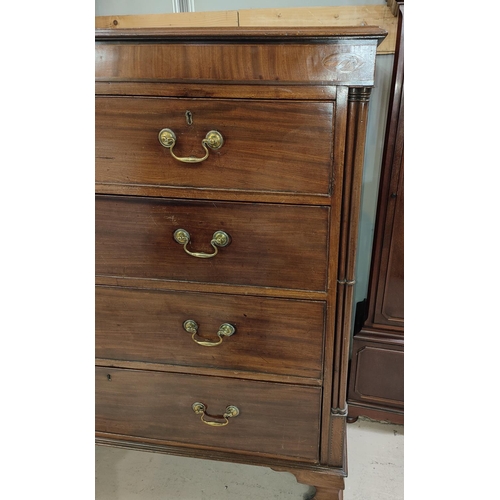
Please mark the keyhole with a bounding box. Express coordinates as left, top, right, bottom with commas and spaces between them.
107, 374, 111, 381
185, 111, 193, 125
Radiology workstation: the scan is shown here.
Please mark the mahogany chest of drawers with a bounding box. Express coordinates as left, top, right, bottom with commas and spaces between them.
95, 26, 386, 499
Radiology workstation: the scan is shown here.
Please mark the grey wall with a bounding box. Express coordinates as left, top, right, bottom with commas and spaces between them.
95, 0, 386, 16
95, 0, 174, 16
195, 0, 385, 10
354, 54, 393, 306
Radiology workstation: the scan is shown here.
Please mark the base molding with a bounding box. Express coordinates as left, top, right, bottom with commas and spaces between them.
96, 436, 347, 497
272, 466, 345, 500
347, 402, 403, 425
97, 436, 337, 470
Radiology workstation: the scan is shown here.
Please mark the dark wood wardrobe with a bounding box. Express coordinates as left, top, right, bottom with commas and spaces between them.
347, 2, 404, 425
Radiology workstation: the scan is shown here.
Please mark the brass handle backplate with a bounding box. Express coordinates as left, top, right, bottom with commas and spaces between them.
183, 320, 236, 347
158, 128, 224, 163
192, 402, 240, 427
173, 228, 230, 259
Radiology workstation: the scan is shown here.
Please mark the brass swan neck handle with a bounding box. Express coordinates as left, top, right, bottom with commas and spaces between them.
158, 128, 224, 163
183, 320, 236, 347
192, 402, 240, 427
173, 229, 230, 259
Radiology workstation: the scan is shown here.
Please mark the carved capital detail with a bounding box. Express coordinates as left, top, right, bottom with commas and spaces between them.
331, 405, 348, 417
348, 87, 372, 102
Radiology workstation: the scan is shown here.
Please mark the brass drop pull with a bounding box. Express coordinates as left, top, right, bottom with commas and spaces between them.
158, 128, 224, 163
192, 402, 240, 427
173, 228, 230, 259
183, 320, 236, 347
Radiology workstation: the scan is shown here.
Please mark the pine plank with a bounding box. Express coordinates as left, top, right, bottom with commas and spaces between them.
238, 6, 396, 54
95, 10, 239, 29
95, 5, 396, 54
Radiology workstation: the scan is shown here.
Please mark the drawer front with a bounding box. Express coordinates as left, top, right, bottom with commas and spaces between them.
96, 97, 333, 195
95, 196, 329, 291
96, 286, 325, 379
95, 40, 379, 86
95, 367, 321, 462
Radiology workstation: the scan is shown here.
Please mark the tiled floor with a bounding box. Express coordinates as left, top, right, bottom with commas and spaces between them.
344, 418, 403, 500
95, 417, 403, 499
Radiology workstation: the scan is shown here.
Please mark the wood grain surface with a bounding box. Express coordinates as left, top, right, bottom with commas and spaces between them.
95, 34, 381, 87
96, 285, 325, 379
95, 195, 330, 291
96, 97, 333, 195
96, 367, 321, 461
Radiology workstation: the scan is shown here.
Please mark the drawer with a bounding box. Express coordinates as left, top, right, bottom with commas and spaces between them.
95, 97, 333, 195
95, 196, 329, 291
96, 286, 325, 379
95, 367, 321, 462
95, 37, 380, 86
